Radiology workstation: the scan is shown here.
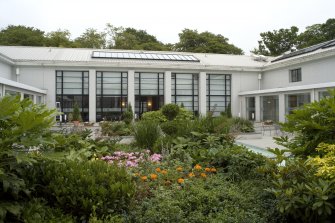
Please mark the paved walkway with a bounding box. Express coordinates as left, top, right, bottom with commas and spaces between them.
235, 130, 287, 158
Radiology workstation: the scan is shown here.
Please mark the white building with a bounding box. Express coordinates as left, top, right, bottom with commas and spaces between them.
0, 39, 334, 123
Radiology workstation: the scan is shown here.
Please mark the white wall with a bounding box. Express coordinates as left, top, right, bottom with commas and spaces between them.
0, 61, 12, 80
231, 72, 259, 117
17, 66, 57, 108
262, 56, 335, 89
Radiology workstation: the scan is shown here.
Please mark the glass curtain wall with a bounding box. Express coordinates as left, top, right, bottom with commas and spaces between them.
261, 95, 279, 122
206, 74, 231, 116
285, 93, 310, 114
135, 72, 164, 116
172, 73, 198, 114
96, 71, 128, 121
56, 71, 89, 122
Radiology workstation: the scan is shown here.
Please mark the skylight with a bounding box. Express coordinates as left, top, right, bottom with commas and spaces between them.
92, 51, 200, 62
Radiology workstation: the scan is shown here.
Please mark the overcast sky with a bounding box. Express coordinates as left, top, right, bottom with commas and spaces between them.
0, 0, 334, 54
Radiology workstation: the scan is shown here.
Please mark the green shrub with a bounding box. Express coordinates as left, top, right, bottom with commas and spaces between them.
100, 121, 131, 136
0, 96, 57, 222
265, 156, 335, 222
160, 121, 179, 136
130, 175, 281, 223
134, 120, 161, 149
29, 159, 135, 220
276, 89, 335, 157
175, 107, 193, 121
161, 104, 180, 121
72, 103, 82, 122
141, 110, 167, 123
122, 103, 134, 125
141, 108, 193, 124
230, 117, 254, 133
21, 198, 75, 223
212, 145, 266, 181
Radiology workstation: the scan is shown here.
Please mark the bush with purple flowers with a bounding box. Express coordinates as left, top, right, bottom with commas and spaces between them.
101, 150, 162, 167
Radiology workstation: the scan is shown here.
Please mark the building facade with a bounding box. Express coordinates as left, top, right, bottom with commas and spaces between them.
0, 39, 334, 123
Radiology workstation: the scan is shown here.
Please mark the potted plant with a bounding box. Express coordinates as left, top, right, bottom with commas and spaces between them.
72, 103, 82, 126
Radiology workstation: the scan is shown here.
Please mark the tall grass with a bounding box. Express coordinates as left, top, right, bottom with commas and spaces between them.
133, 120, 161, 150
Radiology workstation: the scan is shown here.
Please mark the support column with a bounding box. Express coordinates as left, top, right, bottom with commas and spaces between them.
164, 71, 171, 104
89, 69, 96, 123
311, 89, 316, 102
255, 96, 261, 122
278, 93, 286, 123
128, 70, 135, 112
199, 72, 207, 116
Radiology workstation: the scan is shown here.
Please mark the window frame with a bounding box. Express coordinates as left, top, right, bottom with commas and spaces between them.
289, 68, 302, 82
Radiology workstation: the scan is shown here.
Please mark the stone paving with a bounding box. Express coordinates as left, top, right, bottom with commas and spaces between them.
235, 122, 288, 158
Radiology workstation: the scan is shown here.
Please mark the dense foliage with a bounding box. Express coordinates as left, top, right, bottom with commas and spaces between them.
252, 18, 335, 56
275, 89, 335, 157
0, 96, 57, 222
174, 29, 243, 54
5, 94, 335, 222
26, 159, 135, 221
264, 90, 335, 222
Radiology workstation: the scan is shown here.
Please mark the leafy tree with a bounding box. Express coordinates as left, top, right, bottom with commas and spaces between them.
298, 18, 335, 48
174, 29, 243, 54
252, 26, 299, 56
321, 18, 335, 41
44, 29, 73, 47
0, 25, 45, 46
74, 28, 106, 48
253, 18, 335, 56
106, 24, 168, 51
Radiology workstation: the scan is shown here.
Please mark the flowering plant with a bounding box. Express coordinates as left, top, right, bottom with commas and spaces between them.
101, 150, 162, 167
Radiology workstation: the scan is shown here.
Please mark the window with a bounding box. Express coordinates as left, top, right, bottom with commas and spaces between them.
206, 74, 231, 116
289, 68, 302, 82
319, 91, 331, 100
96, 71, 128, 121
135, 72, 164, 116
285, 93, 310, 114
261, 95, 279, 122
172, 73, 198, 114
36, 96, 43, 104
56, 71, 89, 122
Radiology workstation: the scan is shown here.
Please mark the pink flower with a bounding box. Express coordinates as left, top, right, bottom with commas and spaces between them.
150, 153, 162, 162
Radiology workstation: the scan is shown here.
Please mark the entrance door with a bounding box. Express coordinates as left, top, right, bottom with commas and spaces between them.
135, 95, 163, 116
246, 97, 255, 121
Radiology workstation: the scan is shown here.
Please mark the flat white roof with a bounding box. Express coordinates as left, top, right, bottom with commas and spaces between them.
239, 82, 335, 96
0, 76, 47, 94
0, 46, 268, 68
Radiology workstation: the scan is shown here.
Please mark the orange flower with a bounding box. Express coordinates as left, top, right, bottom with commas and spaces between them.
200, 173, 207, 178
150, 173, 158, 180
177, 178, 184, 184
205, 167, 211, 172
176, 166, 183, 172
188, 172, 195, 177
161, 170, 168, 175
210, 167, 217, 173
155, 167, 161, 172
141, 176, 147, 181
194, 164, 202, 170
